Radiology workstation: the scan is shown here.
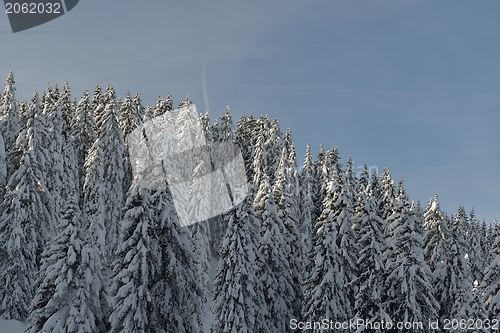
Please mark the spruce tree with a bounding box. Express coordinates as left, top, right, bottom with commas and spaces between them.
70, 88, 95, 205
120, 91, 142, 198
273, 147, 303, 320
88, 87, 125, 260
92, 85, 104, 120
252, 134, 267, 190
212, 188, 270, 333
234, 115, 256, 184
26, 192, 96, 333
299, 144, 315, 242
152, 96, 164, 119
432, 215, 473, 329
43, 98, 66, 234
17, 100, 29, 131
0, 132, 5, 191
134, 110, 203, 332
383, 182, 439, 332
265, 118, 283, 185
303, 169, 351, 329
59, 82, 73, 137
370, 169, 382, 217
312, 144, 326, 222
379, 166, 396, 223
0, 71, 21, 182
255, 175, 295, 332
0, 106, 53, 320
422, 194, 446, 272
119, 91, 140, 139
352, 183, 390, 331
468, 208, 486, 284
332, 166, 357, 315
345, 156, 357, 202
143, 105, 153, 122
150, 188, 203, 333
81, 136, 110, 332
154, 94, 173, 119
187, 133, 212, 314
109, 184, 157, 333
481, 231, 500, 321
132, 92, 146, 122
486, 220, 500, 269
357, 164, 370, 194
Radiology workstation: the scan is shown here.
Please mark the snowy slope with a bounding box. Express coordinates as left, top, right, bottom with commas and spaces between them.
0, 319, 25, 333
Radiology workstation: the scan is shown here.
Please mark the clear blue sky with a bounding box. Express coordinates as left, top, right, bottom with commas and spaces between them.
1, 0, 499, 222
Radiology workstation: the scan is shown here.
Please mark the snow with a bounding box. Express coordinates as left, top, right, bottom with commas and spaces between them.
0, 319, 26, 333
202, 255, 219, 333
0, 133, 6, 184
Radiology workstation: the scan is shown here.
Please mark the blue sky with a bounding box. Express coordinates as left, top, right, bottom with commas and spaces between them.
1, 0, 499, 222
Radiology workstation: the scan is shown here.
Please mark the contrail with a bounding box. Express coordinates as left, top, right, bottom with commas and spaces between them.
202, 61, 210, 113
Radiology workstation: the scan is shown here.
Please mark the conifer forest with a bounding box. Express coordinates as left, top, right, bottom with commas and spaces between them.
0, 71, 499, 333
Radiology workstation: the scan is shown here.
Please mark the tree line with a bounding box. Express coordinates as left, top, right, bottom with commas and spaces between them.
0, 72, 498, 333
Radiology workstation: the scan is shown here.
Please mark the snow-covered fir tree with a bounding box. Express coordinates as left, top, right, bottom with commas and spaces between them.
313, 145, 339, 215
149, 188, 203, 333
17, 100, 29, 131
0, 71, 21, 183
132, 92, 146, 122
481, 230, 500, 321
345, 156, 357, 203
70, 88, 95, 205
331, 165, 357, 315
109, 184, 157, 333
234, 114, 256, 183
299, 144, 315, 243
356, 164, 370, 194
59, 82, 73, 136
152, 93, 171, 118
273, 147, 303, 320
486, 220, 500, 270
92, 85, 104, 119
173, 101, 212, 311
370, 169, 382, 215
255, 174, 295, 332
468, 207, 486, 285
352, 182, 390, 331
119, 91, 140, 139
44, 99, 66, 229
252, 133, 267, 191
312, 144, 326, 222
119, 91, 143, 199
212, 187, 270, 333
208, 107, 236, 259
88, 86, 125, 260
422, 194, 446, 272
26, 191, 97, 333
383, 182, 439, 332
187, 153, 212, 312
303, 168, 352, 329
0, 104, 54, 320
432, 214, 473, 329
265, 118, 283, 185
379, 166, 396, 223
143, 105, 153, 122
81, 135, 111, 333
